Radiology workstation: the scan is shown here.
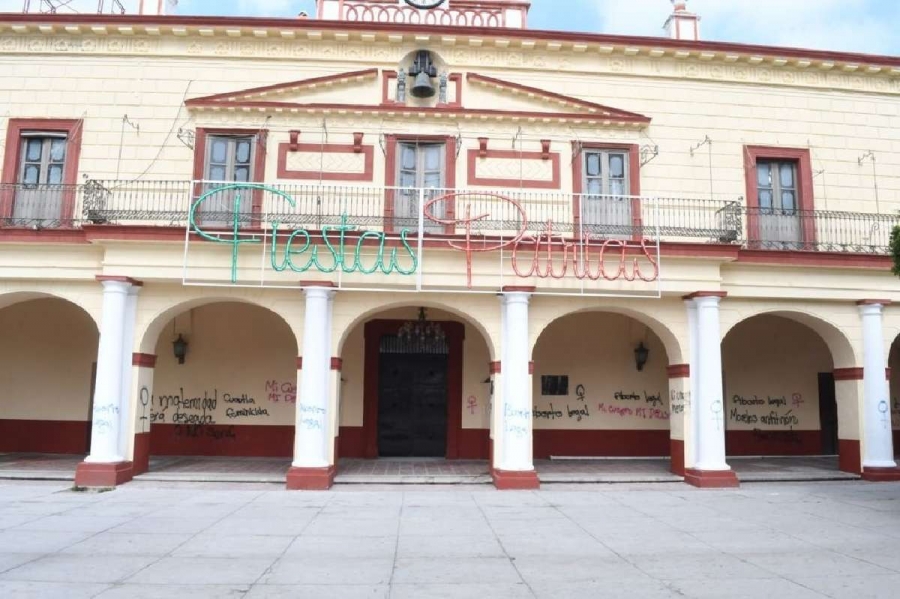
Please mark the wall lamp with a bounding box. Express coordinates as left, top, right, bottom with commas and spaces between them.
173, 334, 189, 365
634, 342, 649, 372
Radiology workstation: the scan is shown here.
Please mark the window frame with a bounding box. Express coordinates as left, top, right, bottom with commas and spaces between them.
744, 146, 816, 248
1, 119, 83, 224
384, 134, 457, 235
571, 142, 641, 240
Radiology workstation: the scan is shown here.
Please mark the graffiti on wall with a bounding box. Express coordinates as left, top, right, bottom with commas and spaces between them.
532, 384, 671, 426
727, 393, 806, 430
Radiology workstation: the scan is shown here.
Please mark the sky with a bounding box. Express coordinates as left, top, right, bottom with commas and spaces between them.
3, 0, 899, 57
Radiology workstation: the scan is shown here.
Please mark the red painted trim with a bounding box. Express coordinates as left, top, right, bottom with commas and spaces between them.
857, 299, 892, 306
1, 118, 83, 222
489, 361, 501, 375
337, 426, 366, 458
726, 430, 821, 456
7, 14, 900, 70
383, 134, 457, 235
330, 357, 343, 371
684, 468, 740, 488
834, 368, 865, 381
193, 127, 268, 224
362, 319, 465, 459
667, 364, 690, 379
74, 461, 133, 488
458, 429, 490, 460
381, 70, 400, 105
132, 432, 150, 476
150, 424, 293, 457
296, 357, 303, 370
188, 68, 380, 105
528, 361, 535, 375
736, 249, 893, 268
501, 286, 536, 292
533, 430, 669, 459
861, 467, 900, 482
0, 420, 89, 454
466, 149, 561, 189
132, 353, 157, 368
95, 275, 143, 286
442, 73, 464, 108
572, 142, 642, 239
277, 142, 375, 182
492, 468, 540, 490
839, 439, 862, 474
744, 146, 816, 249
0, 228, 89, 243
300, 280, 338, 287
670, 439, 685, 476
467, 73, 650, 122
682, 291, 728, 300
287, 465, 336, 490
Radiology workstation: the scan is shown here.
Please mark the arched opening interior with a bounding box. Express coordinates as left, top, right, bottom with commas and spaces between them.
722, 315, 835, 459
148, 302, 298, 462
337, 306, 492, 463
531, 312, 671, 459
887, 338, 900, 456
0, 297, 99, 462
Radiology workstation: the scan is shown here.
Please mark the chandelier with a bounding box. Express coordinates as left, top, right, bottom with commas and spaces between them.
398, 308, 446, 344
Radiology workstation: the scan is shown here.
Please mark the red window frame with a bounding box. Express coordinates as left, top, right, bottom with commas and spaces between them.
1, 118, 83, 224
383, 134, 457, 235
192, 127, 269, 225
744, 145, 816, 248
571, 142, 641, 240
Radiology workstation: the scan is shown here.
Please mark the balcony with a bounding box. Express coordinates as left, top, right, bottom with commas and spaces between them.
0, 180, 896, 256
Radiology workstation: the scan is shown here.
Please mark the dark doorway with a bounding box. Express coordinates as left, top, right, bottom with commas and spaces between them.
818, 372, 839, 455
377, 335, 449, 458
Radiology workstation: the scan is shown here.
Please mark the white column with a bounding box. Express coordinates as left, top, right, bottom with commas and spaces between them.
117, 286, 140, 460
860, 303, 897, 468
693, 296, 730, 471
85, 280, 131, 464
498, 292, 533, 472
293, 287, 333, 469
685, 299, 699, 470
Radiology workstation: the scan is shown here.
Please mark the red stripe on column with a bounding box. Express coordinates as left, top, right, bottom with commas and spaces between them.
833, 368, 864, 381
667, 364, 690, 379
331, 357, 343, 371
489, 361, 501, 374
132, 353, 157, 368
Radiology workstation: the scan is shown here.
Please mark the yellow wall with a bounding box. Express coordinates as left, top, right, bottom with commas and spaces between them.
532, 312, 670, 431
151, 302, 297, 427
0, 298, 98, 421
722, 315, 832, 431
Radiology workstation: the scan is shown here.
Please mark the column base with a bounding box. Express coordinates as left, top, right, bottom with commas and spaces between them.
861, 467, 900, 482
132, 432, 151, 476
492, 468, 540, 490
74, 461, 134, 488
839, 439, 862, 475
684, 468, 740, 489
670, 439, 685, 476
286, 466, 336, 491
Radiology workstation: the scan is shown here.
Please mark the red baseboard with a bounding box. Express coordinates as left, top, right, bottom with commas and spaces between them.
725, 430, 821, 456
684, 468, 740, 489
458, 429, 490, 460
74, 461, 133, 488
0, 420, 89, 454
839, 439, 862, 475
670, 439, 685, 476
337, 426, 366, 458
533, 429, 669, 459
286, 466, 336, 490
133, 432, 150, 475
492, 468, 540, 490
861, 466, 900, 482
150, 424, 293, 457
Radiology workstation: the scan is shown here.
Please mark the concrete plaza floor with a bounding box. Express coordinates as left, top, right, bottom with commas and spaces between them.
0, 480, 899, 598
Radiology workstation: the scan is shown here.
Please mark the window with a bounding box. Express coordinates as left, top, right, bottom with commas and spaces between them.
205, 135, 254, 183
13, 134, 69, 225
394, 142, 446, 231
581, 149, 631, 237
744, 147, 814, 250
196, 133, 259, 227
541, 375, 569, 396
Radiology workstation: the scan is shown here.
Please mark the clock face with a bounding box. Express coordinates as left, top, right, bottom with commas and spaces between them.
403, 0, 448, 8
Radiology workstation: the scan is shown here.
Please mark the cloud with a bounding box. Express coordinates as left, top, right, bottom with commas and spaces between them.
587, 0, 900, 55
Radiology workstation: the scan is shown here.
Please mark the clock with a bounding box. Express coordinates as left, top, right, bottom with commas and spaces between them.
403, 0, 448, 8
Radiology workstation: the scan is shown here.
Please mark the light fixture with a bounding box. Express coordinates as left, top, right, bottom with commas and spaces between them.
634, 342, 649, 372
398, 308, 445, 345
173, 334, 188, 365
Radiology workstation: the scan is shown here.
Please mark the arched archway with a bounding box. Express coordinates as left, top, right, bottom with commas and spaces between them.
0, 295, 99, 456
886, 337, 900, 457
138, 301, 299, 466
531, 311, 672, 459
336, 304, 494, 461
722, 313, 844, 464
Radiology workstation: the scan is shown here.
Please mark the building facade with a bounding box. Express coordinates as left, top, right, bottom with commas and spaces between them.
1, 0, 900, 489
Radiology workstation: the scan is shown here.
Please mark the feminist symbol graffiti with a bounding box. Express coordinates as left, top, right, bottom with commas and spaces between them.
576, 384, 586, 403
139, 387, 151, 432
711, 400, 723, 431
878, 400, 890, 430
467, 396, 479, 415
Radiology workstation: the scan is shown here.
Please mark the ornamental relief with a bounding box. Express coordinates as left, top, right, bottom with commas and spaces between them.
1, 34, 898, 95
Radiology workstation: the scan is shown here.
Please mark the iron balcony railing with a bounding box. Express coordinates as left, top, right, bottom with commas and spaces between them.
0, 180, 897, 255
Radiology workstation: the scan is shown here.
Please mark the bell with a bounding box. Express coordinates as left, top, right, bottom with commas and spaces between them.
411, 71, 436, 98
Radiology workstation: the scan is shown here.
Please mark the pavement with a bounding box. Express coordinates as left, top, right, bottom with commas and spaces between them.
0, 480, 899, 598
